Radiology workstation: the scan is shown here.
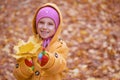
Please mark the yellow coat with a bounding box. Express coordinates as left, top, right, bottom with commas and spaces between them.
13, 3, 69, 80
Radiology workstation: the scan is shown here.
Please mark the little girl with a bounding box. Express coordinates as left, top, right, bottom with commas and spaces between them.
13, 3, 69, 80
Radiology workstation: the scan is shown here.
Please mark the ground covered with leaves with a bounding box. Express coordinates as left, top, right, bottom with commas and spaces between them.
0, 0, 120, 80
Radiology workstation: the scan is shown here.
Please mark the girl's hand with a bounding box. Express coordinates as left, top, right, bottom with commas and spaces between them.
38, 48, 49, 66
24, 58, 34, 70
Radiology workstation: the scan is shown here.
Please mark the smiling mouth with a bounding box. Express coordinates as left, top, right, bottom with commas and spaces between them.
41, 30, 49, 33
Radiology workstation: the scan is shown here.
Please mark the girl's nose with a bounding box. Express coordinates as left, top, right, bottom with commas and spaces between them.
43, 23, 47, 29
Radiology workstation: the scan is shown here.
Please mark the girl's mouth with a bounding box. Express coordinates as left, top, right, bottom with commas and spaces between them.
41, 30, 49, 33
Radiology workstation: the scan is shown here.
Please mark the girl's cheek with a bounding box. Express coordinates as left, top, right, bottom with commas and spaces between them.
36, 27, 40, 30
36, 27, 41, 33
37, 25, 42, 29
49, 26, 55, 30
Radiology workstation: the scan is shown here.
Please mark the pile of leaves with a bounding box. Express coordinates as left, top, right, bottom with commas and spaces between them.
0, 0, 120, 80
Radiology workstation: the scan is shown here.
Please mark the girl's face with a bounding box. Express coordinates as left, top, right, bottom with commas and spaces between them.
37, 18, 56, 39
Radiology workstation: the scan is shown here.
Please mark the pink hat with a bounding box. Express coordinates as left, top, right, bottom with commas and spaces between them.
36, 7, 60, 28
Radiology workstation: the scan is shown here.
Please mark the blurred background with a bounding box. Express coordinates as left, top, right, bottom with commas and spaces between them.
0, 0, 120, 80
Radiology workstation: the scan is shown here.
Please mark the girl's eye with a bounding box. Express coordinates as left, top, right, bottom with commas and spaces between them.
39, 21, 44, 24
48, 22, 53, 25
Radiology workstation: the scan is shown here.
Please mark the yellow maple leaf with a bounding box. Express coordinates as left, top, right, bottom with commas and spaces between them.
13, 36, 41, 59
19, 42, 34, 53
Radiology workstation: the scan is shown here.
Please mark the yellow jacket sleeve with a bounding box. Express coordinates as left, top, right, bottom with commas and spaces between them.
13, 58, 33, 80
40, 41, 69, 74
